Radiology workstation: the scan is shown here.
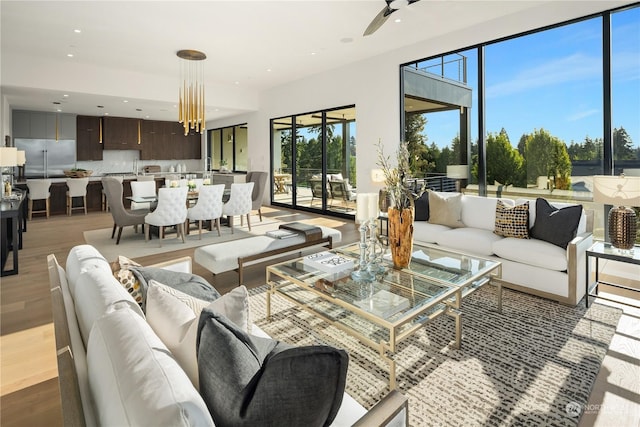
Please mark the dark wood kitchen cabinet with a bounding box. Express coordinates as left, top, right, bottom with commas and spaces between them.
76, 115, 103, 160
103, 117, 141, 150
139, 120, 201, 160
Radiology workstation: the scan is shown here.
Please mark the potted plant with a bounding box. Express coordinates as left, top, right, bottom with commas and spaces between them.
219, 159, 229, 172
376, 141, 425, 269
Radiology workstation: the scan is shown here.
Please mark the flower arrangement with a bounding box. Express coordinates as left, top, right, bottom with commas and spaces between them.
376, 140, 425, 211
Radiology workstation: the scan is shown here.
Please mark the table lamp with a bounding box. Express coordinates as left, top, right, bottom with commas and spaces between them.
592, 174, 640, 250
447, 165, 468, 192
0, 147, 18, 198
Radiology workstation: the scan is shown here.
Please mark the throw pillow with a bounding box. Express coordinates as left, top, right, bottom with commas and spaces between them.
129, 266, 220, 310
414, 191, 430, 221
146, 281, 250, 389
428, 191, 464, 228
111, 255, 144, 307
197, 308, 348, 427
530, 198, 583, 249
494, 200, 529, 239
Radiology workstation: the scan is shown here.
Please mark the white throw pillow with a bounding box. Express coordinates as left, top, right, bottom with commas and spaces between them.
87, 306, 214, 426
146, 281, 250, 389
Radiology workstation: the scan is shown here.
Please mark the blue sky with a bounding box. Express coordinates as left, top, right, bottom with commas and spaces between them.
421, 7, 639, 151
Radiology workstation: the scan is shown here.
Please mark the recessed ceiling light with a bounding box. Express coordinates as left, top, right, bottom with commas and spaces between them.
67, 53, 74, 58
266, 68, 272, 72
340, 37, 353, 44
104, 112, 110, 116
234, 81, 240, 85
56, 109, 62, 112
63, 94, 69, 98
123, 100, 129, 103
394, 18, 402, 23
74, 29, 81, 33
310, 52, 317, 56
145, 115, 150, 119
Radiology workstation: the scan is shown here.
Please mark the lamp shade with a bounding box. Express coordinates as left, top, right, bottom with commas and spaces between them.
446, 165, 468, 179
0, 147, 17, 167
16, 150, 26, 166
592, 175, 640, 207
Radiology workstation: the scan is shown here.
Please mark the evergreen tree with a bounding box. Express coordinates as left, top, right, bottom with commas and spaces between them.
486, 128, 525, 186
404, 113, 433, 176
613, 127, 636, 160
523, 128, 572, 190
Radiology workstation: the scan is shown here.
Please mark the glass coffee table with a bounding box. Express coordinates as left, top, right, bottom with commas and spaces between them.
265, 242, 502, 389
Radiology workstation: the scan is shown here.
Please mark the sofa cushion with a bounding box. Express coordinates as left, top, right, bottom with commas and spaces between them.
74, 268, 144, 345
197, 308, 347, 427
87, 306, 214, 427
494, 200, 529, 239
130, 266, 220, 310
428, 191, 464, 228
146, 281, 250, 389
530, 198, 583, 249
413, 221, 451, 244
414, 191, 430, 221
461, 195, 514, 231
65, 244, 111, 296
111, 255, 144, 307
436, 227, 503, 257
493, 237, 568, 271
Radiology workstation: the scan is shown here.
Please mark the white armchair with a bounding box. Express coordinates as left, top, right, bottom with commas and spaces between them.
144, 187, 188, 247
222, 182, 254, 233
187, 184, 225, 239
130, 180, 157, 210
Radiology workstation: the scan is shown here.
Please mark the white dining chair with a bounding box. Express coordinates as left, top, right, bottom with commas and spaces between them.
65, 178, 89, 216
130, 180, 157, 210
144, 187, 188, 247
222, 182, 254, 233
26, 179, 52, 219
186, 184, 225, 239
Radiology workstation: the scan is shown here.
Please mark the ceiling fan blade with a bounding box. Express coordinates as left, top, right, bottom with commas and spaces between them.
363, 3, 398, 36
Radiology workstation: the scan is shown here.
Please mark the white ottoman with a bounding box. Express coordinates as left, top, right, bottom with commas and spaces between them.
194, 226, 341, 284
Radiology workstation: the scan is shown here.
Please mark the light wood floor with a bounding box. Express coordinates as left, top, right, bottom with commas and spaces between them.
1, 207, 638, 426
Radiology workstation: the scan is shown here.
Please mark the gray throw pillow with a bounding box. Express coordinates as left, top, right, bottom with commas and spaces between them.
530, 198, 582, 249
197, 308, 348, 427
130, 266, 220, 310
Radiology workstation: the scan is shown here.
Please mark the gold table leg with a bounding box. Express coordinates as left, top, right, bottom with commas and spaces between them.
447, 308, 462, 350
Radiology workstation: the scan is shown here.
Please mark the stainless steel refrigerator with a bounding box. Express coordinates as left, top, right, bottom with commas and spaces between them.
14, 138, 76, 178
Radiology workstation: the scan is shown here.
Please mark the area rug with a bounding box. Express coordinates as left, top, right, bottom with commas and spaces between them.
248, 285, 621, 427
84, 214, 283, 260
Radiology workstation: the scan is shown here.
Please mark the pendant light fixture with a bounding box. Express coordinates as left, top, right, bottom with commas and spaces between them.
177, 49, 206, 136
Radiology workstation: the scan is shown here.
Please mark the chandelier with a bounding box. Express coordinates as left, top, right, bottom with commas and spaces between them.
177, 49, 206, 136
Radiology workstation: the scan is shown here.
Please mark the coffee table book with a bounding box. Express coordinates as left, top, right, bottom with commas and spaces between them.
303, 251, 354, 274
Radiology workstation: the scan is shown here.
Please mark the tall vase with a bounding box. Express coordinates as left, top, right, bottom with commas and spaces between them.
388, 207, 414, 269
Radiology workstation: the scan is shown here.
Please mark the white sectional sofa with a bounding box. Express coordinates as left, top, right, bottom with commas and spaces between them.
413, 193, 593, 306
47, 244, 407, 427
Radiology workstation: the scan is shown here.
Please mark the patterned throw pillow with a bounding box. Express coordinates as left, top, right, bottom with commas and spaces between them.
111, 255, 144, 307
494, 200, 529, 239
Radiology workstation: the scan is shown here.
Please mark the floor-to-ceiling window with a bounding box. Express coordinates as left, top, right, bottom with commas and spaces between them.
271, 105, 356, 217
402, 4, 639, 241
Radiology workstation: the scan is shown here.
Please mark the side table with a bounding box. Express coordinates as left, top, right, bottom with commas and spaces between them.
585, 241, 640, 308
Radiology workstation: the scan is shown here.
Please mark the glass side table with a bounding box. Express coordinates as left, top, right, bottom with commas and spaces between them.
585, 241, 640, 308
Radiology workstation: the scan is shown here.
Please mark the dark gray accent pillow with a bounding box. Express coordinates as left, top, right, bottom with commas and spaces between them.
197, 308, 348, 427
130, 266, 220, 310
413, 191, 430, 221
530, 198, 582, 249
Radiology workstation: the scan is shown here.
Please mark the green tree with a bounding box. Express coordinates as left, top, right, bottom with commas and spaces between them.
486, 128, 525, 186
613, 127, 635, 160
523, 128, 572, 190
404, 113, 434, 176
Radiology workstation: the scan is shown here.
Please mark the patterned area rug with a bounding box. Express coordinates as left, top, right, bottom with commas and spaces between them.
248, 285, 621, 426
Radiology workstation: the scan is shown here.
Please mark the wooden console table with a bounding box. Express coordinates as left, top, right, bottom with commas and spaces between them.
1, 191, 26, 276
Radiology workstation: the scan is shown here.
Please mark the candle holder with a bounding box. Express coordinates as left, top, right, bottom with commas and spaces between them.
351, 220, 374, 282
366, 220, 386, 275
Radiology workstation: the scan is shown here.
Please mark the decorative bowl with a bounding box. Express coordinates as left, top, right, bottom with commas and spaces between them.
64, 169, 93, 178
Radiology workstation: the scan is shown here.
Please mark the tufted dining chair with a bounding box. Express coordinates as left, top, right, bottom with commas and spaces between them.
144, 186, 188, 247
246, 171, 268, 221
102, 177, 148, 244
66, 178, 89, 216
26, 179, 52, 219
186, 184, 225, 239
130, 180, 157, 210
222, 182, 254, 233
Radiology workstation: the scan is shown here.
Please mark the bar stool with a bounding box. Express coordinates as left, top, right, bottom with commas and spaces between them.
66, 178, 89, 215
26, 179, 52, 219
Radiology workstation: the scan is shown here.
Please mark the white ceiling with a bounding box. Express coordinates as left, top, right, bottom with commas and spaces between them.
1, 0, 634, 123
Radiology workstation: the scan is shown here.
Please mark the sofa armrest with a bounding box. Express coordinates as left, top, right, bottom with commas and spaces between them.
352, 390, 409, 427
148, 256, 192, 274
567, 231, 594, 305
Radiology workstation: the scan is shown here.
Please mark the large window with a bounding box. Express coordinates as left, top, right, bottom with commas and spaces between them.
271, 106, 356, 217
402, 5, 639, 241
207, 124, 248, 172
